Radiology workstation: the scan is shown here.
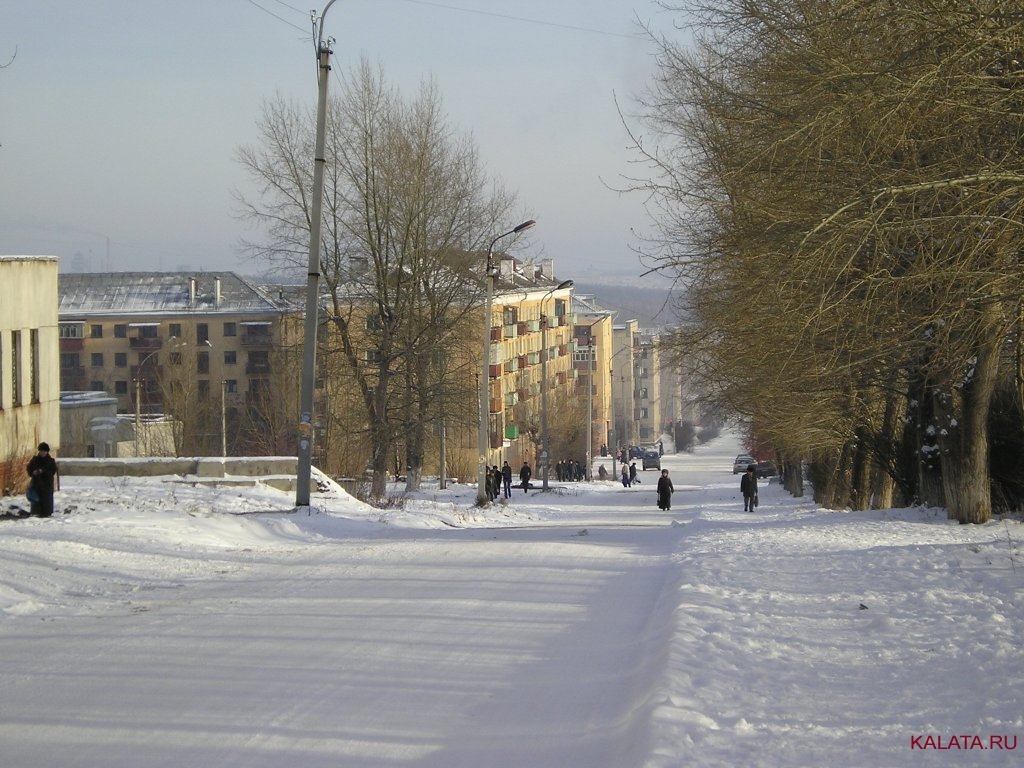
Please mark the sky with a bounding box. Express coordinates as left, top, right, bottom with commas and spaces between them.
0, 0, 680, 287
2, 432, 1022, 766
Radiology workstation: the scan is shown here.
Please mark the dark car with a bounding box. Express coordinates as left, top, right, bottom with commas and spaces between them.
755, 461, 777, 479
641, 449, 661, 470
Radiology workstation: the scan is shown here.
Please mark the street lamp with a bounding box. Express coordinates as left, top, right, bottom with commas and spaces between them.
477, 219, 536, 505
221, 379, 228, 458
540, 279, 574, 490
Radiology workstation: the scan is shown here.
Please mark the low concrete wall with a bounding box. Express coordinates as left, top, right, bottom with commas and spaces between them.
59, 456, 299, 479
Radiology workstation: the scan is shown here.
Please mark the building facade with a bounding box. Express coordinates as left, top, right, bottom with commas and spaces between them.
0, 256, 61, 482
57, 272, 293, 456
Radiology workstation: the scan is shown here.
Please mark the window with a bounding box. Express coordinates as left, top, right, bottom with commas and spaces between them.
30, 329, 39, 403
224, 350, 237, 365
197, 323, 209, 344
90, 380, 103, 391
197, 351, 210, 375
138, 325, 159, 339
365, 314, 383, 331
91, 353, 104, 367
198, 380, 210, 401
223, 322, 237, 337
365, 350, 382, 365
114, 324, 127, 338
60, 352, 80, 370
169, 323, 182, 338
114, 380, 128, 395
225, 379, 238, 394
90, 324, 103, 338
114, 353, 127, 368
59, 323, 84, 339
169, 352, 182, 366
11, 331, 22, 407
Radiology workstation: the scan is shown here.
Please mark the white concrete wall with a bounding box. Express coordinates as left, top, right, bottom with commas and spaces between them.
0, 257, 61, 459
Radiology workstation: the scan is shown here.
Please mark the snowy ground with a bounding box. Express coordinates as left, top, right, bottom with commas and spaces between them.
0, 433, 1021, 768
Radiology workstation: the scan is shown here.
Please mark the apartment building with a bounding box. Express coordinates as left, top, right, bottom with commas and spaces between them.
483, 258, 577, 471
572, 295, 615, 465
0, 256, 61, 471
57, 272, 293, 454
633, 330, 663, 444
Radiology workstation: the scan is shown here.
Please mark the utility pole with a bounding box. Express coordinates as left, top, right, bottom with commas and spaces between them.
296, 2, 338, 508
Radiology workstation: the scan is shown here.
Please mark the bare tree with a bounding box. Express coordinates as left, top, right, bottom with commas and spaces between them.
237, 59, 516, 499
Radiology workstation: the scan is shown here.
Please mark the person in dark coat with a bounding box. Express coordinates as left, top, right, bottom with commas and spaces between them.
621, 464, 630, 487
740, 464, 758, 511
491, 466, 502, 500
501, 461, 513, 498
26, 442, 58, 518
628, 461, 638, 486
519, 461, 532, 492
657, 469, 674, 510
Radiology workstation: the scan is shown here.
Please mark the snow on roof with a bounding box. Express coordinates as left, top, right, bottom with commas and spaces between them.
58, 271, 286, 317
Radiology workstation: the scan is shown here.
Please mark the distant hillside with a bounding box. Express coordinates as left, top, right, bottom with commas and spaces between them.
574, 279, 681, 330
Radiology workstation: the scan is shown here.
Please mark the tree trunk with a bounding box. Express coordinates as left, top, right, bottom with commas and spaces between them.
934, 311, 1002, 524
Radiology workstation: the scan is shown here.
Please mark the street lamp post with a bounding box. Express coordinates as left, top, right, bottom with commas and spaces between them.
477, 219, 536, 505
475, 221, 536, 505
221, 379, 228, 458
540, 279, 574, 491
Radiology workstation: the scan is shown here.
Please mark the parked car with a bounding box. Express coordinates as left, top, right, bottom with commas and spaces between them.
641, 449, 661, 470
755, 460, 778, 478
733, 454, 755, 474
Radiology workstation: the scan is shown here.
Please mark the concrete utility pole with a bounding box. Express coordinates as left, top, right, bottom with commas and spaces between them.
296, 1, 338, 508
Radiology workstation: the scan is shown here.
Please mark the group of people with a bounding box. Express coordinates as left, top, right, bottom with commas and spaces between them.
554, 459, 586, 482
484, 461, 535, 500
620, 461, 639, 487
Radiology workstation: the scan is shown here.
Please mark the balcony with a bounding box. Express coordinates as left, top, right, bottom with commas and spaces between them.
59, 338, 85, 352
490, 326, 502, 342
246, 360, 272, 375
240, 333, 273, 347
488, 363, 502, 378
129, 337, 163, 349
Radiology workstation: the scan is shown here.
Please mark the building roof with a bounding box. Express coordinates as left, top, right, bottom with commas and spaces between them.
58, 272, 287, 318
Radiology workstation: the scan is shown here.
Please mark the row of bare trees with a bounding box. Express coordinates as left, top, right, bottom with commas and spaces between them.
634, 1, 1024, 522
236, 60, 522, 499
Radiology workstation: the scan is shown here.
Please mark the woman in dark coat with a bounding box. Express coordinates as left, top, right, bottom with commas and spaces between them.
657, 469, 674, 510
27, 442, 58, 518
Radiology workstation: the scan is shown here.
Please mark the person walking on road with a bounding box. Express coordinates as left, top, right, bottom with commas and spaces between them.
621, 464, 630, 488
519, 461, 532, 493
501, 461, 513, 499
657, 469, 674, 510
740, 464, 758, 512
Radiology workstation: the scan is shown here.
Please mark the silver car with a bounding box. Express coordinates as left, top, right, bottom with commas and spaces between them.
733, 454, 754, 474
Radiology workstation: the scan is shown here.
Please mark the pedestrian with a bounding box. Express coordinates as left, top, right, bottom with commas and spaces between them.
501, 461, 513, 498
741, 463, 758, 511
26, 442, 58, 518
519, 461, 532, 493
621, 464, 630, 488
629, 461, 638, 486
598, 464, 608, 480
492, 466, 501, 500
657, 469, 674, 510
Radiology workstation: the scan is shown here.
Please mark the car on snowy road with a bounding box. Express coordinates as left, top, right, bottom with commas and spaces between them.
733, 454, 755, 474
641, 449, 661, 470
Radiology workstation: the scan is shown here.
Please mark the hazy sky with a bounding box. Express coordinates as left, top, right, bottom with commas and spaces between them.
1, 1, 681, 285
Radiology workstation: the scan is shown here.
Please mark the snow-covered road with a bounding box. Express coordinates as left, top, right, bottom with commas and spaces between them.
1, 433, 1021, 767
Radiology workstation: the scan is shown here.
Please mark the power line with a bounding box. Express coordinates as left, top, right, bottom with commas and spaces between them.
244, 0, 311, 35
389, 0, 641, 40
